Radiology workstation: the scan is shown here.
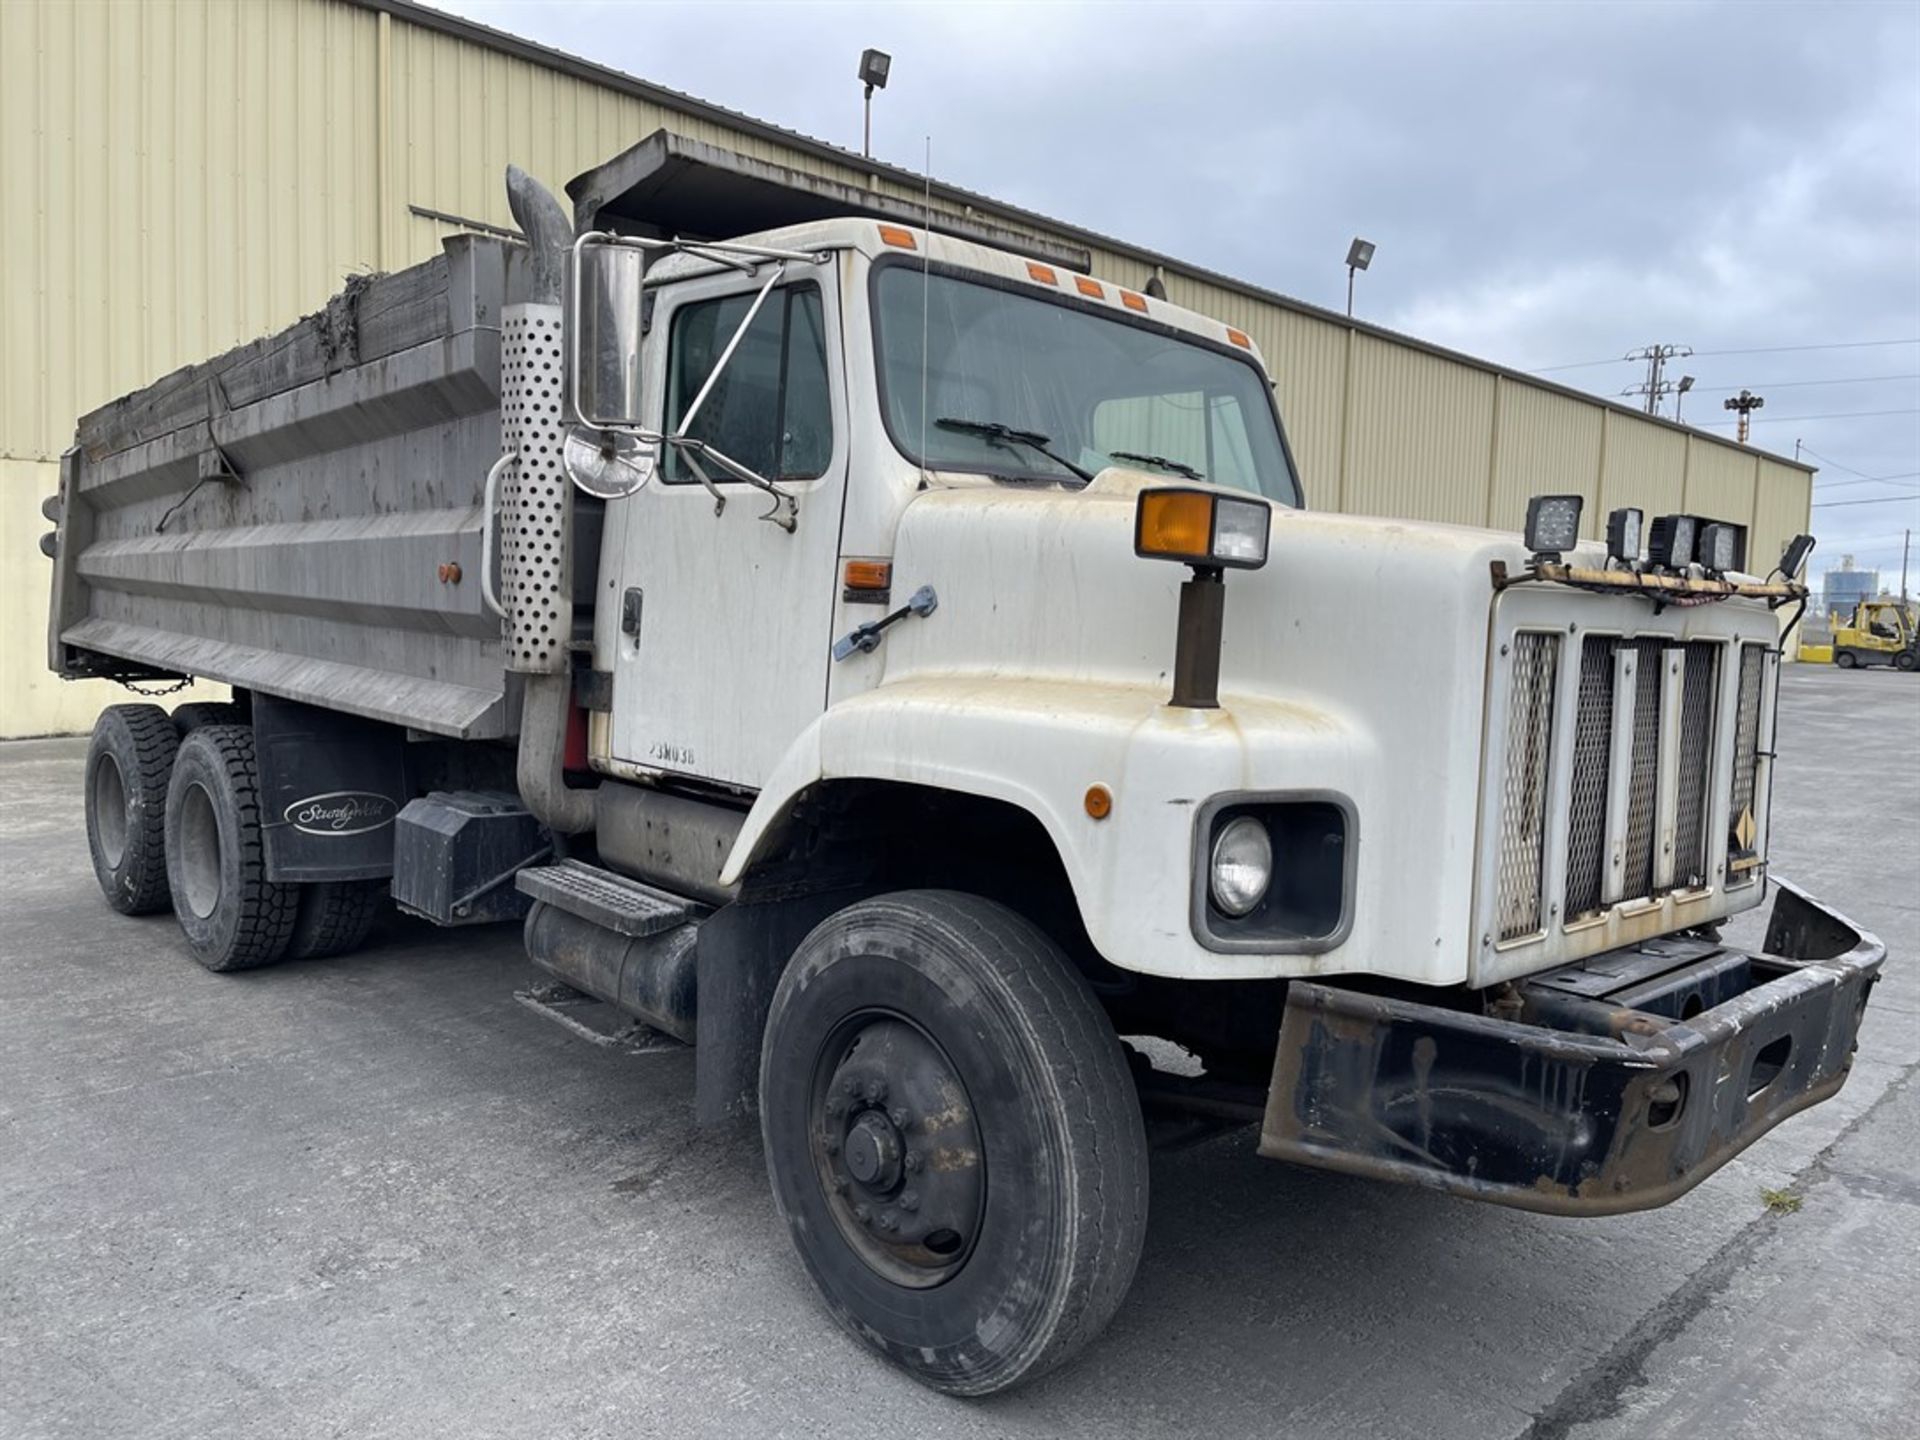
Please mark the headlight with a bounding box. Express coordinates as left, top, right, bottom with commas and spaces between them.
1209, 815, 1272, 917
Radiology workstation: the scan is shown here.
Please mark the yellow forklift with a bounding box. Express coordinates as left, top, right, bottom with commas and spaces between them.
1832, 597, 1919, 671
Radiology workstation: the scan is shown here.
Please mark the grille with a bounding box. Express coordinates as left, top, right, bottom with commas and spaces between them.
1620, 639, 1665, 903
1671, 641, 1720, 889
1494, 632, 1561, 941
1727, 643, 1767, 882
1563, 636, 1617, 922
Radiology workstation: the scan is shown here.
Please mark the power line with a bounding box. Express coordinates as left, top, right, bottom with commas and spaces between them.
1695, 374, 1920, 393
1692, 339, 1920, 359
1800, 445, 1917, 482
1815, 474, 1920, 492
1528, 338, 1920, 375
1693, 407, 1920, 426
1811, 494, 1920, 509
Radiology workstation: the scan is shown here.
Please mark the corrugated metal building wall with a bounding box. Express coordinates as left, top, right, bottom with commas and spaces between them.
0, 0, 1812, 738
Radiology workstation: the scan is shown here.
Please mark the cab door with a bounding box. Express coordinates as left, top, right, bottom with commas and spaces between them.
608, 264, 848, 791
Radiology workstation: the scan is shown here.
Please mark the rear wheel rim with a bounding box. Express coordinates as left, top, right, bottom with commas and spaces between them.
93, 755, 129, 868
178, 781, 223, 920
807, 1008, 986, 1289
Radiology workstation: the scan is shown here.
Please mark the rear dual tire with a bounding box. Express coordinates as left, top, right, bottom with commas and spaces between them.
163, 725, 300, 972
85, 704, 181, 915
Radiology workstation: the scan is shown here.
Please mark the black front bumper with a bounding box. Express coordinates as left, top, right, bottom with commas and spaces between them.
1259, 880, 1884, 1216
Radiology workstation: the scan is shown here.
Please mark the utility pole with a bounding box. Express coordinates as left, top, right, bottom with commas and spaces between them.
1723, 388, 1765, 444
1624, 343, 1692, 414
1903, 528, 1911, 603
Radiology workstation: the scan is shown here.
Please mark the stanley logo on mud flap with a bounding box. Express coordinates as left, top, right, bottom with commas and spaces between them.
284, 791, 398, 836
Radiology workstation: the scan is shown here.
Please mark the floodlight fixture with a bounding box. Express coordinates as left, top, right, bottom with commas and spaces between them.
1606, 507, 1644, 566
1345, 237, 1376, 317
1524, 494, 1583, 562
1647, 513, 1697, 571
1778, 533, 1816, 581
859, 49, 892, 158
1697, 521, 1745, 576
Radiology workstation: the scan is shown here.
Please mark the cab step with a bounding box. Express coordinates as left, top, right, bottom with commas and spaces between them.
516, 858, 692, 937
516, 859, 701, 1044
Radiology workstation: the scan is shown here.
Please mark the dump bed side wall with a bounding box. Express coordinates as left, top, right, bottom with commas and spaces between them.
49, 237, 520, 739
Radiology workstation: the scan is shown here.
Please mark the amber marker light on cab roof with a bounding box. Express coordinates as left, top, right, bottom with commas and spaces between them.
1226, 328, 1252, 349
1121, 291, 1148, 312
1075, 276, 1105, 299
877, 224, 917, 249
1027, 262, 1058, 285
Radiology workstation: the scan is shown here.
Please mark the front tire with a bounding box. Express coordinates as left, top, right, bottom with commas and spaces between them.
1835, 649, 1858, 669
759, 891, 1149, 1396
84, 703, 181, 915
164, 725, 299, 972
1896, 651, 1917, 673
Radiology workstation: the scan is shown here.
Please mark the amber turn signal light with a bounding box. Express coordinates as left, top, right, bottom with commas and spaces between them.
1134, 488, 1271, 571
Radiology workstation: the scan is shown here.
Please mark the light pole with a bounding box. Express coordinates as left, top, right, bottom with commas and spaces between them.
1724, 388, 1764, 445
1345, 237, 1375, 318
859, 48, 891, 160
1673, 374, 1695, 423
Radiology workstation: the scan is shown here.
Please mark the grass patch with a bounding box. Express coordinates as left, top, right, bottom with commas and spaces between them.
1762, 1188, 1803, 1215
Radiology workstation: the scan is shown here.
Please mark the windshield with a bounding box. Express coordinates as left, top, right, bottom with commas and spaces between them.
873, 265, 1300, 505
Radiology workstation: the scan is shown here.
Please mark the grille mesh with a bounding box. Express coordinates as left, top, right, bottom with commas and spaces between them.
1563, 636, 1618, 922
1621, 640, 1665, 903
1727, 643, 1767, 882
1671, 641, 1719, 889
1495, 632, 1561, 941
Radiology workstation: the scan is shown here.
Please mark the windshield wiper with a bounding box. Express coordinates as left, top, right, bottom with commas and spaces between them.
933, 417, 1095, 483
1109, 450, 1205, 481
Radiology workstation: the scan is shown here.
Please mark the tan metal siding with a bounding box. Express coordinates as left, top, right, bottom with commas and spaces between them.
1343, 334, 1495, 526
0, 0, 381, 465
1600, 412, 1688, 519
1683, 436, 1758, 532
1489, 381, 1606, 536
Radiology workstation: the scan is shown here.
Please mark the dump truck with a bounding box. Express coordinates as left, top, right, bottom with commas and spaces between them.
1831, 597, 1918, 671
41, 132, 1884, 1396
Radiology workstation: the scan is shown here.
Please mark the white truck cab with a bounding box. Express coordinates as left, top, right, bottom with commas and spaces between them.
46, 136, 1884, 1398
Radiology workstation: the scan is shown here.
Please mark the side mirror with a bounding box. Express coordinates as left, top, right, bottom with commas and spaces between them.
566, 236, 649, 429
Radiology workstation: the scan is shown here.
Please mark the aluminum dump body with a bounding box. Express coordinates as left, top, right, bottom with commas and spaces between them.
46, 237, 524, 738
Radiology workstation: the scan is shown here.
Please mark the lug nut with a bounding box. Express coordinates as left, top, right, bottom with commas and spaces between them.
825, 1097, 846, 1119
899, 1189, 919, 1212
878, 1212, 898, 1232
889, 1107, 910, 1129
854, 1204, 871, 1225
903, 1150, 923, 1173
841, 1077, 860, 1098
866, 1079, 889, 1104
832, 1177, 849, 1195
824, 1137, 840, 1156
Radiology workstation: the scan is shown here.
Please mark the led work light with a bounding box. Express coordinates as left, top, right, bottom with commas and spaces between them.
1606, 507, 1644, 565
1778, 533, 1816, 581
1696, 521, 1744, 575
1647, 513, 1697, 571
1523, 494, 1583, 561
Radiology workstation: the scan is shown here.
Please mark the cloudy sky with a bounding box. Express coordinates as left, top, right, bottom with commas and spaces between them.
441, 0, 1919, 582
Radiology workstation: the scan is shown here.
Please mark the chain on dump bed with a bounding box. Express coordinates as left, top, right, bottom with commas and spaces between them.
497, 303, 571, 675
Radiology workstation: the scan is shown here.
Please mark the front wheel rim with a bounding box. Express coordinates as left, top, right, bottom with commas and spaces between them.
807, 1009, 986, 1289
